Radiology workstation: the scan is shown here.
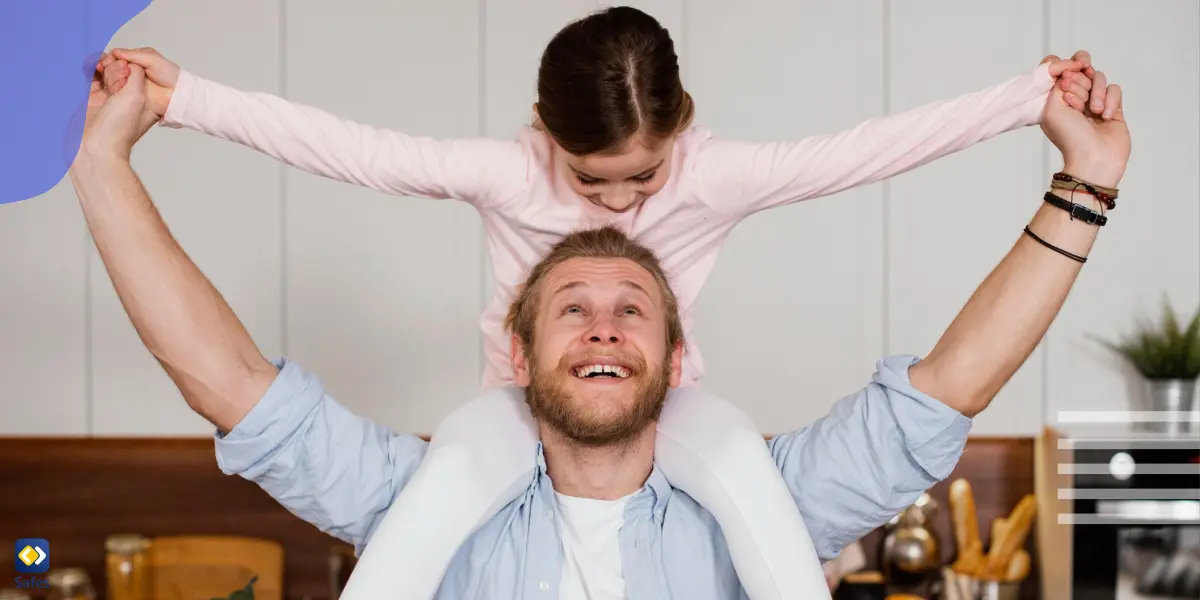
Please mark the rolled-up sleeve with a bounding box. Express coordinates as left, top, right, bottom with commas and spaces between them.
767, 354, 972, 560
213, 357, 428, 549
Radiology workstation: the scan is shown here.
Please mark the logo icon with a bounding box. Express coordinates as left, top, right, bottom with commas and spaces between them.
15, 538, 49, 574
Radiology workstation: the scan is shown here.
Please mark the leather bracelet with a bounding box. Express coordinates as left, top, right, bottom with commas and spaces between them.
1024, 225, 1087, 263
1044, 192, 1107, 226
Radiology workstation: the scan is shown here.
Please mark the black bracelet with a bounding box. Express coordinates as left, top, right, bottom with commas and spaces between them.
1024, 226, 1087, 263
1044, 192, 1107, 226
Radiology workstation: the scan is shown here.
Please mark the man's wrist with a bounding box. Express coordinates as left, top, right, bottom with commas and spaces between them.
1048, 187, 1105, 214
74, 142, 132, 170
1061, 158, 1123, 189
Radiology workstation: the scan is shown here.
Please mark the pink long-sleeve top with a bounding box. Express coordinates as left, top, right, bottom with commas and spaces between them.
159, 63, 1055, 391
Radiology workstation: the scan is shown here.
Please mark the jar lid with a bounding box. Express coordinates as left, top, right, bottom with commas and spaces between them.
105, 533, 151, 553
47, 567, 91, 587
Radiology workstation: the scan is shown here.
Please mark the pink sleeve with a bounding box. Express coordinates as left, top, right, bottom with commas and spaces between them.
688, 63, 1055, 216
159, 70, 531, 209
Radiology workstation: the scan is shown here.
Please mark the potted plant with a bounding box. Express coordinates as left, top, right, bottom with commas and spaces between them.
212, 575, 257, 600
1095, 296, 1200, 432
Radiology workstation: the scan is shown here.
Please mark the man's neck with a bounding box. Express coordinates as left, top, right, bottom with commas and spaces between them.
539, 425, 655, 500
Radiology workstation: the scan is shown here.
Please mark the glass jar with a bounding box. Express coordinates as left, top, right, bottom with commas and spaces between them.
105, 533, 152, 600
45, 568, 96, 600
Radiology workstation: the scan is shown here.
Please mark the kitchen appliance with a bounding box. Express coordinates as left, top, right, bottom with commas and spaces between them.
1037, 425, 1200, 599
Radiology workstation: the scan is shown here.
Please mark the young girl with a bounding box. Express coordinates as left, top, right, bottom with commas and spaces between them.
99, 6, 1091, 599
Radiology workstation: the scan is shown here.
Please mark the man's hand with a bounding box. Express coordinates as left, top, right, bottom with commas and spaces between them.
69, 57, 277, 433
1041, 60, 1130, 189
96, 47, 179, 118
81, 60, 160, 162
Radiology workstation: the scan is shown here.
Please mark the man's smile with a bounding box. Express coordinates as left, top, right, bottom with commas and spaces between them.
572, 364, 631, 379
568, 354, 636, 383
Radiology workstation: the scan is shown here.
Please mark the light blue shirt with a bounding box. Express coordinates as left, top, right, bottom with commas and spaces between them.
212, 354, 971, 599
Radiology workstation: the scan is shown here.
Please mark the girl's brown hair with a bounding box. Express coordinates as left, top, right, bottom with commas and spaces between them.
535, 6, 694, 156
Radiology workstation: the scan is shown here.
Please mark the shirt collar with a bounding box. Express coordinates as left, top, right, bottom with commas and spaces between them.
533, 441, 674, 521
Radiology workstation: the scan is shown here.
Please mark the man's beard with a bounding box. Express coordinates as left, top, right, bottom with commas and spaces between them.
526, 349, 670, 448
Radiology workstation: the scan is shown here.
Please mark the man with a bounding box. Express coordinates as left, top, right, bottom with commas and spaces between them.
70, 57, 1127, 599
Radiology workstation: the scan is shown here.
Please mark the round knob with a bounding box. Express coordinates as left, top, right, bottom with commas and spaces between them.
1109, 451, 1136, 480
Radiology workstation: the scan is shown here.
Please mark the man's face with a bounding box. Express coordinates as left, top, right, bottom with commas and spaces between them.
511, 257, 683, 447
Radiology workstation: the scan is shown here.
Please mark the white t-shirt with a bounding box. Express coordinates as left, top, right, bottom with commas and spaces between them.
553, 490, 633, 599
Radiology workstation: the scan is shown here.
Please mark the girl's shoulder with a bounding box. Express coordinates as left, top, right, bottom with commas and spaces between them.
513, 124, 553, 154
673, 124, 737, 169
669, 124, 725, 183
673, 125, 716, 156
508, 124, 558, 175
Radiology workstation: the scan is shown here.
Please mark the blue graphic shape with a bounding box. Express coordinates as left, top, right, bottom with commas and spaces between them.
0, 0, 152, 205
15, 538, 50, 574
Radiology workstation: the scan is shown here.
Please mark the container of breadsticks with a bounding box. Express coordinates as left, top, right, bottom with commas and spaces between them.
940, 479, 1036, 600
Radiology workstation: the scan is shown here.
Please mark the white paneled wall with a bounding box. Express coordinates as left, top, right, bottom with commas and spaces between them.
90, 0, 284, 435
1043, 0, 1200, 420
480, 0, 595, 307
0, 181, 89, 434
886, 0, 1049, 435
1, 0, 1195, 437
283, 0, 485, 434
484, 0, 593, 142
687, 0, 887, 433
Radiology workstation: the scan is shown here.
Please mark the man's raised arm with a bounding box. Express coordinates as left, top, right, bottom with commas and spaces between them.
71, 65, 276, 433
69, 62, 430, 550
907, 72, 1128, 416
769, 66, 1129, 560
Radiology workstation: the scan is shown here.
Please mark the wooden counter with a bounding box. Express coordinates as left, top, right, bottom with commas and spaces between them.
0, 435, 1038, 599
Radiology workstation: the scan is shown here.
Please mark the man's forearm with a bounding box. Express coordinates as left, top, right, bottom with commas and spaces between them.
910, 186, 1104, 416
70, 150, 276, 432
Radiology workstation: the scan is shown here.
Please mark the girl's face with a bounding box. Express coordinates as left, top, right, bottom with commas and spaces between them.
555, 135, 675, 213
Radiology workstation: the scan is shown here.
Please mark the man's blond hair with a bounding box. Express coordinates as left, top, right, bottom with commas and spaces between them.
505, 225, 684, 351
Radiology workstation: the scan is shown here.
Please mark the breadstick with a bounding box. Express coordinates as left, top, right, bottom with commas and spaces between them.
986, 494, 1037, 578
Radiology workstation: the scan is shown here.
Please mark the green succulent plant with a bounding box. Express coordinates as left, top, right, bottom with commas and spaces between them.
212, 575, 256, 600
1093, 296, 1200, 380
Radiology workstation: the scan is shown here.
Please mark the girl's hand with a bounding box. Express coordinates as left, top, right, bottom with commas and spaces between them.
1040, 50, 1104, 117
96, 47, 179, 118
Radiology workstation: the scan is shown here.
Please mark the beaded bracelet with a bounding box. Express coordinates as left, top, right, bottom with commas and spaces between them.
1052, 172, 1117, 210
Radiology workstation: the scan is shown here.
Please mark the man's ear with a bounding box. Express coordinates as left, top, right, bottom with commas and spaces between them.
511, 334, 532, 387
667, 341, 684, 388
